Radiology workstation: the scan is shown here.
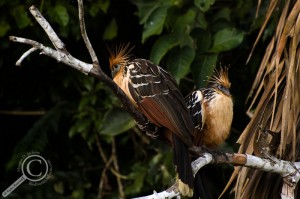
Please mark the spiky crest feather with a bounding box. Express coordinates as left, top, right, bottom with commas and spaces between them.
208, 67, 231, 88
108, 43, 134, 70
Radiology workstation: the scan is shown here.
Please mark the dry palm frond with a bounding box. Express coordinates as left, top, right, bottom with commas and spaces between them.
222, 0, 300, 198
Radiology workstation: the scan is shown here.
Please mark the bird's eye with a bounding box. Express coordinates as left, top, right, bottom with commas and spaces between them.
113, 64, 121, 70
217, 84, 224, 90
216, 84, 230, 95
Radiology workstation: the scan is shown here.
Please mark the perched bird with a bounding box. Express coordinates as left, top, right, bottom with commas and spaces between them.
185, 67, 233, 148
109, 44, 195, 197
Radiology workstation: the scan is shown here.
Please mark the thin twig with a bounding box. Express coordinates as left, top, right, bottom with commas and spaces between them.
96, 135, 113, 199
96, 136, 127, 198
77, 0, 98, 65
98, 155, 114, 199
16, 47, 38, 66
0, 110, 46, 116
96, 135, 108, 163
112, 138, 125, 199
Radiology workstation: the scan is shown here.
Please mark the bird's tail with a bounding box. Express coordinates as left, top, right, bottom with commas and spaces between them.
194, 170, 213, 199
172, 134, 194, 197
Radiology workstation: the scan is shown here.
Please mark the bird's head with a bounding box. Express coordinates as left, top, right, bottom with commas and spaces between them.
108, 43, 134, 78
209, 67, 231, 96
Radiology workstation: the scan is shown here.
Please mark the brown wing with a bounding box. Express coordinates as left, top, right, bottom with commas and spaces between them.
127, 59, 194, 196
127, 58, 194, 146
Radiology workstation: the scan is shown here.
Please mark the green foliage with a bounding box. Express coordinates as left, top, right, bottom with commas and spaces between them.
192, 53, 218, 88
194, 0, 216, 12
150, 33, 180, 64
210, 27, 245, 53
0, 21, 10, 37
141, 5, 171, 43
11, 5, 31, 29
167, 46, 195, 82
51, 4, 70, 27
99, 107, 135, 137
89, 0, 110, 16
134, 0, 245, 84
103, 18, 117, 40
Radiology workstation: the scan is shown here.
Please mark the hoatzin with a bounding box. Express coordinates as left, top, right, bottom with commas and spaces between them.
185, 68, 233, 199
109, 44, 195, 197
185, 67, 233, 148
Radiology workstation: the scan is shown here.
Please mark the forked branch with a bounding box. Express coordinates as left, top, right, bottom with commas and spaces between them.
10, 4, 150, 132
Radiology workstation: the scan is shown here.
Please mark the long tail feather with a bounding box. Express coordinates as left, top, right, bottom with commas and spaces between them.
172, 134, 194, 197
194, 171, 213, 199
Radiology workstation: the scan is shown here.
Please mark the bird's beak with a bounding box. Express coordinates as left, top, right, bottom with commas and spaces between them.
221, 87, 231, 96
111, 69, 116, 78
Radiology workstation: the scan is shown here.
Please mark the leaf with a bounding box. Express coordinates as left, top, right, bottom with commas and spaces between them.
0, 21, 10, 37
99, 108, 135, 137
213, 7, 231, 21
11, 6, 31, 29
89, 0, 110, 16
174, 9, 196, 33
150, 33, 179, 64
133, 1, 161, 24
142, 5, 170, 43
191, 28, 212, 52
191, 53, 218, 88
167, 45, 195, 83
210, 27, 244, 52
103, 18, 117, 40
196, 12, 208, 29
125, 163, 147, 194
53, 4, 69, 26
69, 118, 92, 138
194, 0, 215, 12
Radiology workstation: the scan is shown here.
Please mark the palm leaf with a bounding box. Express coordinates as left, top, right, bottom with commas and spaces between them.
222, 0, 300, 198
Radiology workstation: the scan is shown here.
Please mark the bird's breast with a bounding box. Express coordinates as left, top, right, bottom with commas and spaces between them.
203, 93, 233, 147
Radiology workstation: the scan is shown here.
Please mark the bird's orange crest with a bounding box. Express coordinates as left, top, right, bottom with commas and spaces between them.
209, 66, 231, 88
108, 43, 134, 70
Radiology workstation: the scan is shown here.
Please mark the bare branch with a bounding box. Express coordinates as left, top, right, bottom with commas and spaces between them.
29, 5, 66, 52
77, 0, 98, 64
16, 47, 38, 66
9, 36, 93, 75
